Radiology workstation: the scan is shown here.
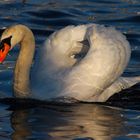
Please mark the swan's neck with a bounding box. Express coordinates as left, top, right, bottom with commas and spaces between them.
14, 28, 35, 97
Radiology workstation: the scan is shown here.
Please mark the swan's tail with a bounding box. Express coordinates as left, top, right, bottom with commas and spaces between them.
97, 76, 140, 102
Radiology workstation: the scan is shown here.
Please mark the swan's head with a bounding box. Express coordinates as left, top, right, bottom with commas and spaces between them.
0, 24, 34, 63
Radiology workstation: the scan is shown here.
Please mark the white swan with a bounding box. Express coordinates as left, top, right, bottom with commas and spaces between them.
0, 24, 140, 102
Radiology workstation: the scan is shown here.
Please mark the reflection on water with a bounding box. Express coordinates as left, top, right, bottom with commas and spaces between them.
10, 104, 126, 140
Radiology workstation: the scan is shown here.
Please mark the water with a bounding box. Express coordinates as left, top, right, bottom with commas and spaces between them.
0, 0, 140, 139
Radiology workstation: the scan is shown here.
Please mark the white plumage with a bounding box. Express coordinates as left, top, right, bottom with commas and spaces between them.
0, 24, 140, 102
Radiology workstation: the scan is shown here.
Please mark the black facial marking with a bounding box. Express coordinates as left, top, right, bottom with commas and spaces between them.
0, 36, 12, 50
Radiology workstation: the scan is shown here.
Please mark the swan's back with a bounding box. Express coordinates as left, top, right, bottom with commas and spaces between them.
31, 24, 131, 102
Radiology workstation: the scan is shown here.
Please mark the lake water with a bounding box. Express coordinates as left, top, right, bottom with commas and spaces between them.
0, 0, 140, 139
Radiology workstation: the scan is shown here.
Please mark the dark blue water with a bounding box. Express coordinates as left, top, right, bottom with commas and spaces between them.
0, 0, 140, 139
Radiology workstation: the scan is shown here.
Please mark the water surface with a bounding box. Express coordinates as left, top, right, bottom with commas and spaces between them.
0, 0, 140, 139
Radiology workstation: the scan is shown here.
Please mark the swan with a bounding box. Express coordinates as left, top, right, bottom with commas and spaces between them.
0, 24, 140, 102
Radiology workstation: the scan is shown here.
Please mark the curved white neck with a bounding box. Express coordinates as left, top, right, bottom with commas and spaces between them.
13, 26, 35, 97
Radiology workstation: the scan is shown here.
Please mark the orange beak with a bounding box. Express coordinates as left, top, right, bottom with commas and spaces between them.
0, 43, 11, 63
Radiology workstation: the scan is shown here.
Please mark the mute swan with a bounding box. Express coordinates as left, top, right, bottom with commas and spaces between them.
0, 24, 140, 102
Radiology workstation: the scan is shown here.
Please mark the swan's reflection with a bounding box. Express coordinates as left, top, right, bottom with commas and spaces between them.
11, 110, 31, 140
10, 104, 127, 140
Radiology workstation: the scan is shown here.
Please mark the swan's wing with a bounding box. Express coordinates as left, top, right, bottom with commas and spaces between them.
32, 24, 95, 100
32, 24, 132, 102
37, 24, 94, 69
45, 24, 93, 52
96, 76, 140, 102
60, 25, 131, 102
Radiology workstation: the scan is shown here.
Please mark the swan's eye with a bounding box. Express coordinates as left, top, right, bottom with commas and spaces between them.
0, 43, 4, 52
1, 47, 5, 52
